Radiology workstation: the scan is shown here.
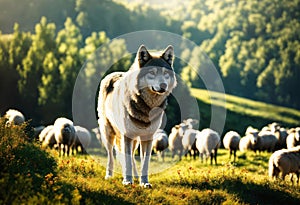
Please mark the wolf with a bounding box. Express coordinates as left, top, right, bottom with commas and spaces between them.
97, 45, 177, 187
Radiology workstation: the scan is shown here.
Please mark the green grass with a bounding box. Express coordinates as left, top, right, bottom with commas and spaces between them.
190, 88, 300, 134
48, 148, 300, 205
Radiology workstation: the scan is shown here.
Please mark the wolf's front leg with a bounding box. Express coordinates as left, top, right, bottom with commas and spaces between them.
140, 139, 153, 188
122, 136, 133, 185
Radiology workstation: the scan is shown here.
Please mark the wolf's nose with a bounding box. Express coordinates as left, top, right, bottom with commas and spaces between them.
160, 83, 167, 90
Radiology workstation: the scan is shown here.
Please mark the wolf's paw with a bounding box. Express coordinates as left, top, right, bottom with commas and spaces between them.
122, 180, 133, 186
140, 182, 152, 188
105, 175, 112, 180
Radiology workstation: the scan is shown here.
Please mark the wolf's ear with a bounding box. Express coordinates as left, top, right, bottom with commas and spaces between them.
161, 45, 174, 66
137, 45, 152, 67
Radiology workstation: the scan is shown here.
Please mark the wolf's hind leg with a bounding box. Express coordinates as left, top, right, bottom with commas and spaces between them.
100, 122, 115, 179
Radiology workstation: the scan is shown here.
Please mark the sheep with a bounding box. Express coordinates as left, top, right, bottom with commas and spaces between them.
39, 125, 54, 143
256, 131, 278, 153
261, 122, 279, 132
223, 131, 241, 162
195, 128, 221, 165
273, 127, 288, 150
268, 146, 300, 184
286, 128, 300, 149
168, 123, 188, 161
4, 109, 25, 126
241, 130, 277, 153
239, 135, 253, 152
53, 117, 76, 156
152, 129, 168, 161
182, 128, 198, 160
261, 122, 287, 150
183, 118, 199, 129
73, 126, 92, 154
245, 126, 259, 136
42, 128, 56, 149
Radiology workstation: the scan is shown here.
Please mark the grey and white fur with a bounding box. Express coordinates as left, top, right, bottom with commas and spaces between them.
97, 45, 177, 188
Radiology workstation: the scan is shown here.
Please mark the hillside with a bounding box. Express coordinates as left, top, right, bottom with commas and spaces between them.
190, 88, 300, 135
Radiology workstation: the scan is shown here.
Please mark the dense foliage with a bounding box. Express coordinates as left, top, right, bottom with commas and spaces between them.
0, 117, 59, 203
0, 0, 299, 126
176, 0, 300, 109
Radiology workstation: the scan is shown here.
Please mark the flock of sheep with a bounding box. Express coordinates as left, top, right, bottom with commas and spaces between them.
153, 119, 300, 184
4, 109, 93, 156
4, 108, 300, 184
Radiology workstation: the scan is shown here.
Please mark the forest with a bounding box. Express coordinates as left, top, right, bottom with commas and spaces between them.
0, 0, 299, 127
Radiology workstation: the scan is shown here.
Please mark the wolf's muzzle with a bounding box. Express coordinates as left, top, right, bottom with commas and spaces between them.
152, 83, 168, 93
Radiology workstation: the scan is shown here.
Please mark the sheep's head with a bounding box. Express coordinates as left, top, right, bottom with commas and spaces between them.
183, 118, 199, 129
269, 122, 280, 133
178, 123, 188, 136
249, 132, 259, 145
62, 124, 75, 138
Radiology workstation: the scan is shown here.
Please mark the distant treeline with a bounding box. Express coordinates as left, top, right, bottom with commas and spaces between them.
0, 0, 299, 126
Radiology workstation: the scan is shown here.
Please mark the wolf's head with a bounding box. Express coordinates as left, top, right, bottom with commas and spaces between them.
134, 45, 177, 95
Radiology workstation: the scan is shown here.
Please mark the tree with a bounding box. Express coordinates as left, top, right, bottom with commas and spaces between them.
17, 17, 56, 120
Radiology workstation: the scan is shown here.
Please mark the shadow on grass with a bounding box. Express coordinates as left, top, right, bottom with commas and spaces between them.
79, 188, 135, 205
59, 181, 135, 205
170, 177, 300, 205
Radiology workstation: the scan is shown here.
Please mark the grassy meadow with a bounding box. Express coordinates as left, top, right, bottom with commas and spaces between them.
2, 88, 300, 204
32, 148, 300, 204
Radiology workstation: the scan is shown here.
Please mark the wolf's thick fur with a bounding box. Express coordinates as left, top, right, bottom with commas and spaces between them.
97, 45, 177, 187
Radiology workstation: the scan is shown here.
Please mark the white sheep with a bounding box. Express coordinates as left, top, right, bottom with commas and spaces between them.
4, 109, 25, 126
262, 122, 288, 150
223, 131, 241, 162
152, 129, 168, 161
256, 131, 278, 153
39, 125, 54, 143
74, 126, 92, 154
182, 128, 198, 159
240, 129, 277, 153
245, 126, 259, 135
239, 136, 251, 152
168, 123, 188, 161
286, 128, 300, 149
53, 117, 76, 156
42, 128, 56, 149
239, 131, 259, 152
195, 128, 221, 165
268, 146, 300, 184
183, 118, 199, 129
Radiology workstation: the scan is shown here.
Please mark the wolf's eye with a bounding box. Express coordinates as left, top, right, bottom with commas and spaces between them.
149, 71, 155, 76
164, 71, 170, 78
